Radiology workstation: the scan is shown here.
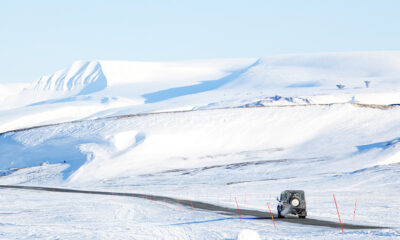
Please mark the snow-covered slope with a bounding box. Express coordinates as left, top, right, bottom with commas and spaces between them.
1, 103, 400, 238
1, 104, 399, 182
225, 51, 400, 90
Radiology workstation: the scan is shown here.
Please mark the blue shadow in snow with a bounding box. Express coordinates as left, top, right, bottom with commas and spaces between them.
142, 59, 260, 103
356, 137, 400, 153
168, 217, 263, 226
286, 81, 321, 88
28, 95, 93, 107
0, 133, 105, 179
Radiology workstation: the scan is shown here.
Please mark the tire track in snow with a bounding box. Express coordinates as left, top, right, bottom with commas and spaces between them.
0, 184, 387, 230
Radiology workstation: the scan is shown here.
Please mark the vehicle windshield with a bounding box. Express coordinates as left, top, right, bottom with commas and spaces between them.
281, 192, 288, 200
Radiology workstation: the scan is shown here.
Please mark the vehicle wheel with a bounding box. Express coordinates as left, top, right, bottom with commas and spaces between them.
298, 215, 306, 219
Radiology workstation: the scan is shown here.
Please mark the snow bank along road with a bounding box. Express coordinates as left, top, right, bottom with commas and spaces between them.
0, 185, 386, 230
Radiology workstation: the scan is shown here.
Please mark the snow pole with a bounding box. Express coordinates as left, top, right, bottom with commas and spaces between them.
163, 197, 168, 208
177, 199, 182, 211
190, 200, 196, 216
267, 201, 277, 230
235, 197, 242, 222
353, 198, 357, 221
333, 194, 344, 233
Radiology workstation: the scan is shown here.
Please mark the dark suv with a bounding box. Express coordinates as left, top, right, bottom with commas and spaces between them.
277, 190, 307, 218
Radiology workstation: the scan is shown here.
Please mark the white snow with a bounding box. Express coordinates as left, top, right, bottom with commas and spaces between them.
237, 229, 261, 240
1, 52, 400, 239
0, 82, 29, 102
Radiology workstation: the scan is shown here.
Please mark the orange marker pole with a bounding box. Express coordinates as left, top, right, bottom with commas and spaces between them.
353, 199, 357, 221
333, 194, 344, 233
190, 200, 196, 215
267, 201, 277, 230
163, 197, 168, 208
235, 197, 242, 222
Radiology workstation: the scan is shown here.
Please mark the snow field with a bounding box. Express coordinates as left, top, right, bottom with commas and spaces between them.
1, 52, 400, 239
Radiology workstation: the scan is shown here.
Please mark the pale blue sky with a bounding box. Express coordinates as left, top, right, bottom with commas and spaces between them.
1, 0, 399, 83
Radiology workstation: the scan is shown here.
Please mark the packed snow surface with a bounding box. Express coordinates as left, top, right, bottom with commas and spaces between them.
1, 52, 400, 239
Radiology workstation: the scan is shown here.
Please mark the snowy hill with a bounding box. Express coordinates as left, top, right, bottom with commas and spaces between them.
225, 51, 400, 90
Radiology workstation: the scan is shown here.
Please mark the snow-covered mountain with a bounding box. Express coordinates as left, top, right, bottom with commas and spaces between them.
34, 61, 107, 95
31, 58, 256, 98
28, 52, 400, 101
3, 51, 398, 111
1, 52, 400, 133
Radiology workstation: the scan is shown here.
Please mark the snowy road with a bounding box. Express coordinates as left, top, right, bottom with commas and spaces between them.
0, 185, 386, 230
